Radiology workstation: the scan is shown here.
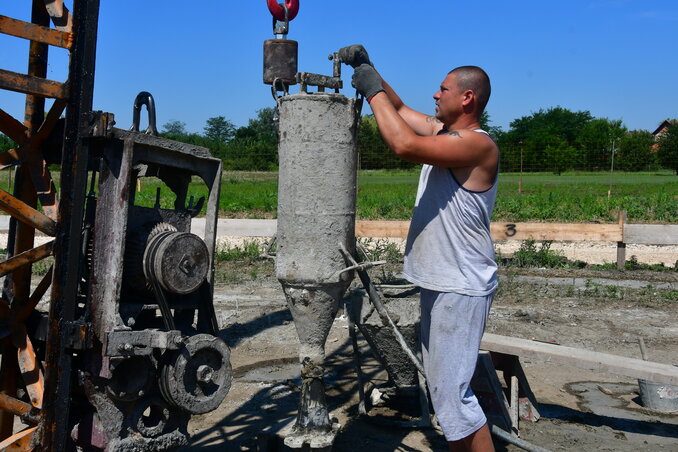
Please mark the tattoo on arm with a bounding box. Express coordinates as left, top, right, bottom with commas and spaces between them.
447, 130, 462, 137
425, 116, 442, 123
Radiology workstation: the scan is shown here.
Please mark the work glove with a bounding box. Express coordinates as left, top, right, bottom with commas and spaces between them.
352, 64, 384, 100
338, 44, 373, 68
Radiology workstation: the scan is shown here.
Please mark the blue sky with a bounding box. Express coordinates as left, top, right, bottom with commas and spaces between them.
1, 1, 676, 135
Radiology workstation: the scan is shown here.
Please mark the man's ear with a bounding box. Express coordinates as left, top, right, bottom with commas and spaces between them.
462, 90, 475, 107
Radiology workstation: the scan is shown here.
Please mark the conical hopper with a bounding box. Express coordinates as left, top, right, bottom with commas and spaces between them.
276, 92, 360, 448
350, 292, 420, 391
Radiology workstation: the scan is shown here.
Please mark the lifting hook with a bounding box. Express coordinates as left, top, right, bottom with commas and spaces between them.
267, 0, 299, 22
130, 91, 158, 136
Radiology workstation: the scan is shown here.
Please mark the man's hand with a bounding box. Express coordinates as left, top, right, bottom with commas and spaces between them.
352, 64, 384, 100
338, 44, 373, 68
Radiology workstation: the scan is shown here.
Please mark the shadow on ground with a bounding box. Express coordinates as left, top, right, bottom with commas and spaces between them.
181, 301, 678, 451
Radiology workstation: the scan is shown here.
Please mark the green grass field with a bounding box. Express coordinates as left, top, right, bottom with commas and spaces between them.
2, 169, 675, 223
215, 170, 677, 223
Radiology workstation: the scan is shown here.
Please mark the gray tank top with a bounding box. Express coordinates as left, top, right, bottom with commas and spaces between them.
403, 129, 498, 296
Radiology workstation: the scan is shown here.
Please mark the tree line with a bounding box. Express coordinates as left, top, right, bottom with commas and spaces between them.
1, 106, 676, 174
157, 106, 678, 174
160, 108, 278, 171
491, 107, 677, 175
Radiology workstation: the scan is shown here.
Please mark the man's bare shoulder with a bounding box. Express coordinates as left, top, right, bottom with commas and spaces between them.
423, 116, 444, 136
440, 129, 498, 163
441, 128, 493, 144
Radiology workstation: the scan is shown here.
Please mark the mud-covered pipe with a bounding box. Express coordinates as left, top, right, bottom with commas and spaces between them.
491, 425, 552, 452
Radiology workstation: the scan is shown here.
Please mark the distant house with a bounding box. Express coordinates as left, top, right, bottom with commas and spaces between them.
651, 119, 677, 150
653, 119, 678, 137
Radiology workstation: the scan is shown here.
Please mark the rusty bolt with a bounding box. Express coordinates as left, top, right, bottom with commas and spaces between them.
196, 365, 214, 385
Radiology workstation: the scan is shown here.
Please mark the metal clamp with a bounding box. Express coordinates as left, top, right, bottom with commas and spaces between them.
297, 72, 343, 93
296, 52, 344, 94
106, 329, 183, 357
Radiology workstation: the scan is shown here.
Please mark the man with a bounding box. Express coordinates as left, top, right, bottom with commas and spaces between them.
339, 45, 498, 452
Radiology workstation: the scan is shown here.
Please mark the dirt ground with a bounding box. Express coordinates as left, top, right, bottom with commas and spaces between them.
180, 261, 678, 452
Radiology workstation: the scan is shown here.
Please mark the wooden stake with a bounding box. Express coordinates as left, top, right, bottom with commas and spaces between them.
616, 210, 627, 270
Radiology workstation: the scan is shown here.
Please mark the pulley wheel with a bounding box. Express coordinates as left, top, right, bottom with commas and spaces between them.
107, 356, 156, 402
159, 334, 232, 414
131, 395, 184, 439
122, 221, 177, 297
143, 230, 209, 295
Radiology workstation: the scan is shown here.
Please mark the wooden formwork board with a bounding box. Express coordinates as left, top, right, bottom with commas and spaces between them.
355, 220, 410, 238
481, 333, 678, 386
355, 220, 624, 242
490, 222, 623, 242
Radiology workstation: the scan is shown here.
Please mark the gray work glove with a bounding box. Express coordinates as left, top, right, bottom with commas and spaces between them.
352, 64, 384, 99
338, 44, 373, 68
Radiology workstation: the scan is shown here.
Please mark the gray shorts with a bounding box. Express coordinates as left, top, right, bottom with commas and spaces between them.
419, 288, 494, 441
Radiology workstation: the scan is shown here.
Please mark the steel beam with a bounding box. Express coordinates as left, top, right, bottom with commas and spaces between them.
40, 0, 100, 449
0, 189, 57, 236
0, 15, 73, 49
0, 109, 28, 146
0, 69, 68, 99
0, 242, 54, 278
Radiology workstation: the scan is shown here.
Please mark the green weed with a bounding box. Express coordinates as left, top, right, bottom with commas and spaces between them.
32, 257, 54, 276
623, 255, 678, 272
508, 240, 569, 268
215, 240, 264, 263
357, 238, 403, 264
565, 285, 576, 297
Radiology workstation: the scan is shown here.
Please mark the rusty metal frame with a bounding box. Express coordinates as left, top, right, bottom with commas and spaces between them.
41, 0, 101, 449
2, 2, 227, 449
0, 0, 101, 450
88, 118, 223, 341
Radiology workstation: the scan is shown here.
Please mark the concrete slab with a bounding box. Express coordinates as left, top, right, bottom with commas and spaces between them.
191, 218, 277, 238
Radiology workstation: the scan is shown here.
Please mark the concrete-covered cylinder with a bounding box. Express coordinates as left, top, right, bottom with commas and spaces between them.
276, 92, 359, 288
276, 92, 360, 448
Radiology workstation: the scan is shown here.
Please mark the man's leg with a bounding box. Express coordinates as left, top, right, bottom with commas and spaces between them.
448, 423, 494, 452
420, 289, 495, 447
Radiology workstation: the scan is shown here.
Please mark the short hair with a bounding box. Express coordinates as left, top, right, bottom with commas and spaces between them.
449, 66, 491, 114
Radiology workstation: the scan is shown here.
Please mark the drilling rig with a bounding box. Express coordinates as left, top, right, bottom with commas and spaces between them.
0, 2, 231, 450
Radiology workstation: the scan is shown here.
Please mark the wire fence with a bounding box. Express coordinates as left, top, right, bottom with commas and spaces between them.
497, 141, 664, 174
1, 134, 676, 175
356, 140, 674, 174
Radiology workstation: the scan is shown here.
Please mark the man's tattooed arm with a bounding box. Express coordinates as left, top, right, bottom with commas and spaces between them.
447, 130, 462, 137
425, 116, 442, 123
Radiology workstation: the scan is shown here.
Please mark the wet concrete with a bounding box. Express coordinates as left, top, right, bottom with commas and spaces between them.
508, 274, 676, 290
553, 381, 678, 447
